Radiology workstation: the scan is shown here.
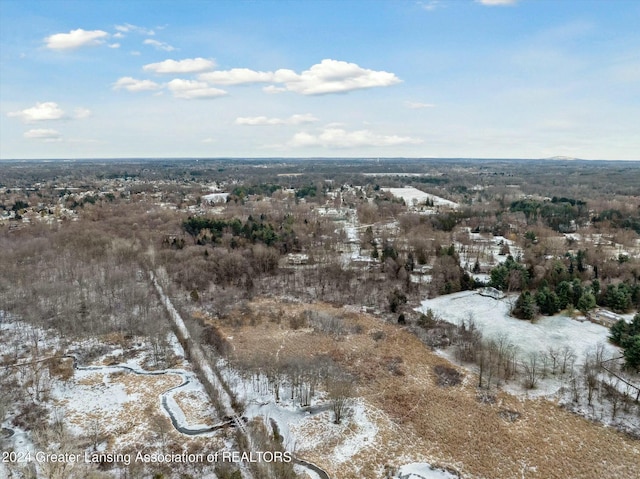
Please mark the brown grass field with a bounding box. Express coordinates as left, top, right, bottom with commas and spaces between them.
212, 298, 640, 479
54, 368, 227, 459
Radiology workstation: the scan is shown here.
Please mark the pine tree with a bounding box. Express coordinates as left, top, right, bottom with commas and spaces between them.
623, 336, 640, 371
513, 291, 537, 320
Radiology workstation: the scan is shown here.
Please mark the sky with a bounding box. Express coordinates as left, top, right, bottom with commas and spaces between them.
1, 0, 639, 160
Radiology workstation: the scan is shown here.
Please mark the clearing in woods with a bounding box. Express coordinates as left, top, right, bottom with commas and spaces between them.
210, 298, 640, 479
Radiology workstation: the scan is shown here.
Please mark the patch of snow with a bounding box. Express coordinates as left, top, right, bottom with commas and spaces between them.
472, 273, 491, 283
382, 187, 459, 209
396, 462, 458, 479
294, 463, 323, 479
202, 192, 228, 204
418, 291, 620, 361
331, 399, 377, 464
166, 330, 185, 358
410, 274, 431, 284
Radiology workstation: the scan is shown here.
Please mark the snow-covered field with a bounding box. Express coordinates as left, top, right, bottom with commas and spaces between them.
382, 187, 459, 209
418, 291, 620, 360
202, 192, 228, 204
417, 291, 640, 435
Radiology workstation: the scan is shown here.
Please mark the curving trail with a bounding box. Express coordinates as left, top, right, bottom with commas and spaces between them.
64, 352, 332, 477
64, 354, 234, 435
293, 457, 331, 479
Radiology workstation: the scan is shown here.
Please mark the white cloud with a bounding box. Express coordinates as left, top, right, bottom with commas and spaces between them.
202, 138, 216, 143
235, 113, 318, 126
8, 102, 65, 122
199, 68, 276, 85
114, 23, 155, 35
113, 32, 124, 39
45, 29, 109, 50
236, 116, 283, 126
166, 79, 227, 99
289, 128, 422, 148
477, 0, 517, 5
405, 101, 436, 109
23, 129, 62, 141
108, 43, 121, 49
143, 39, 176, 52
144, 58, 216, 74
289, 113, 319, 124
199, 59, 401, 95
73, 107, 92, 119
283, 59, 401, 95
112, 77, 161, 92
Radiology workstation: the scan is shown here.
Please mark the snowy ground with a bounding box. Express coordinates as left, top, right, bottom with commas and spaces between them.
394, 463, 458, 479
0, 316, 224, 479
202, 192, 229, 204
418, 291, 620, 361
382, 187, 459, 209
417, 291, 640, 435
333, 211, 379, 267
219, 360, 454, 478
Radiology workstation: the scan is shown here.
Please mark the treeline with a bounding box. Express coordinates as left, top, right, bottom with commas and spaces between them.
510, 198, 589, 232
229, 183, 281, 199
510, 277, 639, 320
487, 244, 640, 319
610, 313, 640, 371
183, 215, 297, 251
512, 280, 640, 319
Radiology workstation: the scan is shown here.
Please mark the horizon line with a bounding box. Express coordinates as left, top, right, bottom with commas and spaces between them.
1, 156, 639, 163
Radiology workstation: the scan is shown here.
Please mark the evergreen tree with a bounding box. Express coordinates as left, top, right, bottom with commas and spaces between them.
405, 252, 415, 272
513, 291, 537, 320
576, 249, 586, 273
473, 258, 481, 274
629, 313, 640, 337
609, 319, 628, 346
577, 291, 596, 315
591, 278, 601, 299
623, 336, 640, 371
571, 278, 583, 306
555, 281, 572, 310
535, 286, 560, 315
489, 264, 508, 291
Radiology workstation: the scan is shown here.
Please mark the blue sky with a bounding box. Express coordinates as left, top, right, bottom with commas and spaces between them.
1, 0, 638, 160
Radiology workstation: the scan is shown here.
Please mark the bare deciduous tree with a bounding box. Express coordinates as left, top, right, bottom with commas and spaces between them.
328, 377, 353, 424
523, 352, 540, 389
